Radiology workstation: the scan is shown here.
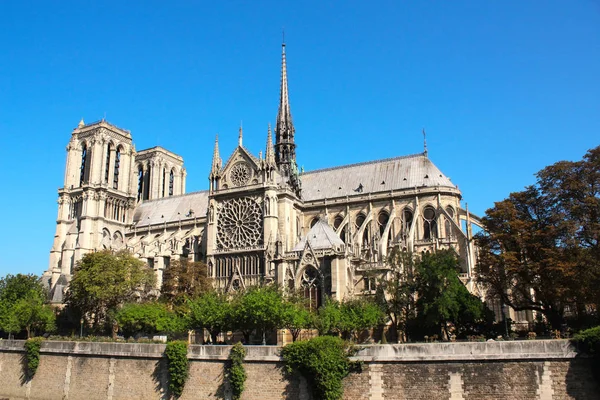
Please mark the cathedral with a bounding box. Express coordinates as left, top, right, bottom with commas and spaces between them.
44, 43, 482, 305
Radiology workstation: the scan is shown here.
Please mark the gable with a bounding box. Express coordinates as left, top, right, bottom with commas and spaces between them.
221, 146, 262, 189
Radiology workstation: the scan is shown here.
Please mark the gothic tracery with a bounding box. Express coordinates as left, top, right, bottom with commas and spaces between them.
216, 197, 263, 249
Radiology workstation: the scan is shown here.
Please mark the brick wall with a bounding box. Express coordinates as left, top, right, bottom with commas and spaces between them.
0, 340, 597, 400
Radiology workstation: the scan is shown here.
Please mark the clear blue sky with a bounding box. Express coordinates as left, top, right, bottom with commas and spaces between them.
0, 1, 599, 277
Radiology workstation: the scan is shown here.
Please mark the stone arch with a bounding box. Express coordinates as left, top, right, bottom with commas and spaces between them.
401, 207, 414, 238
101, 228, 111, 249
309, 216, 319, 228
296, 264, 323, 310
113, 230, 124, 249
113, 144, 123, 189
422, 205, 438, 240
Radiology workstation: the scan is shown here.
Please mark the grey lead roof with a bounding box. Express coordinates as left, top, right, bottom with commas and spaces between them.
300, 153, 456, 201
133, 190, 209, 227
293, 219, 345, 251
132, 153, 456, 227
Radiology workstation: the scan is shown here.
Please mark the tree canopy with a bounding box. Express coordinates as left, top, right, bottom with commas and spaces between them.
476, 145, 600, 329
65, 250, 155, 331
160, 258, 212, 307
0, 274, 55, 338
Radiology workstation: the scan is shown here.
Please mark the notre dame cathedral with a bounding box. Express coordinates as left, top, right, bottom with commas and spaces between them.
44, 43, 482, 305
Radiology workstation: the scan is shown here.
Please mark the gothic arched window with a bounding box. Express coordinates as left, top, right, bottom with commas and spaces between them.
423, 206, 437, 240
333, 215, 345, 242
355, 213, 366, 230
301, 266, 321, 310
162, 167, 166, 197
80, 144, 88, 186
333, 215, 343, 230
113, 147, 121, 189
137, 166, 144, 201
169, 169, 175, 196
310, 217, 319, 228
378, 211, 389, 236
401, 208, 413, 237
104, 143, 112, 183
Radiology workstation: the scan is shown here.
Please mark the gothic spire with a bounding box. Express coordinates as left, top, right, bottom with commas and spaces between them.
422, 129, 428, 158
211, 134, 221, 174
265, 123, 275, 166
238, 124, 243, 147
274, 41, 296, 174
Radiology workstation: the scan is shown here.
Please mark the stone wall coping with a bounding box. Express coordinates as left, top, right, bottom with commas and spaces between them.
0, 339, 579, 362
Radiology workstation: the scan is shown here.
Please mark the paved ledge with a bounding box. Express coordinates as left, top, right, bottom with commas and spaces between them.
353, 340, 579, 362
0, 339, 579, 362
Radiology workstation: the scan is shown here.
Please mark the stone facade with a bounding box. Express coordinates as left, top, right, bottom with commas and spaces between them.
0, 340, 597, 400
44, 43, 484, 306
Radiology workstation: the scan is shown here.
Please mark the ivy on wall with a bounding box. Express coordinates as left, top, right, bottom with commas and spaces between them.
24, 337, 43, 379
282, 336, 359, 400
229, 343, 247, 400
165, 341, 189, 398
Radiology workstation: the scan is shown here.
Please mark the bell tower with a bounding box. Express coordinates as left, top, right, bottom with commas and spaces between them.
45, 119, 137, 300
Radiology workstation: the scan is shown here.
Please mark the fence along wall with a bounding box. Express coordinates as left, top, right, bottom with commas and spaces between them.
0, 340, 597, 400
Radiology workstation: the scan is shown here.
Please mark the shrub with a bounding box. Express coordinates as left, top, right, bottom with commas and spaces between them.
572, 326, 600, 356
229, 343, 247, 400
24, 337, 43, 379
165, 341, 189, 397
281, 336, 358, 400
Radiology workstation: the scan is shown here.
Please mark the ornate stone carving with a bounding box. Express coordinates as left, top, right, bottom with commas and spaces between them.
229, 162, 251, 187
216, 197, 263, 249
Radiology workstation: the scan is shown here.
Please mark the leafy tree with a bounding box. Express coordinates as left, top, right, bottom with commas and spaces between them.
314, 298, 343, 336
0, 274, 55, 338
282, 336, 358, 400
115, 302, 185, 337
281, 292, 314, 342
160, 259, 212, 307
314, 298, 384, 341
476, 146, 600, 329
375, 249, 417, 342
187, 290, 231, 344
65, 250, 155, 333
232, 286, 284, 344
339, 298, 384, 341
413, 250, 487, 339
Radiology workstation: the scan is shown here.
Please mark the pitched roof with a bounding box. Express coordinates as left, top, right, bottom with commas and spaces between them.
300, 153, 456, 202
130, 154, 457, 227
132, 190, 209, 227
293, 218, 344, 251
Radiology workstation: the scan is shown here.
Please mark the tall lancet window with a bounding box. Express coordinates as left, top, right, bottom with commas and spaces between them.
113, 147, 121, 189
80, 144, 88, 186
104, 143, 112, 183
137, 166, 144, 201
169, 169, 174, 196
423, 206, 438, 240
162, 168, 166, 197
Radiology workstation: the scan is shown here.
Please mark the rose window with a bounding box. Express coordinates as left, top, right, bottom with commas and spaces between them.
217, 197, 263, 249
230, 162, 251, 186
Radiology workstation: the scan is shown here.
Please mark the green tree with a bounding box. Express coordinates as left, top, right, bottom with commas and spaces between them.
314, 298, 343, 336
115, 302, 185, 337
375, 249, 416, 342
232, 286, 284, 344
187, 290, 231, 344
339, 298, 384, 342
413, 251, 487, 339
160, 259, 212, 307
476, 145, 600, 329
282, 336, 357, 400
281, 292, 314, 342
0, 274, 55, 338
65, 250, 155, 333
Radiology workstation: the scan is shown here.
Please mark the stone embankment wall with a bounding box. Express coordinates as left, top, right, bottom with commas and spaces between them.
0, 340, 597, 399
